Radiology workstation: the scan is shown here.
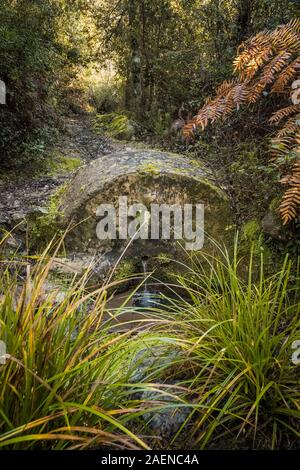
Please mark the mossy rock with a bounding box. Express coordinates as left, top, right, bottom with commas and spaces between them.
56, 148, 233, 280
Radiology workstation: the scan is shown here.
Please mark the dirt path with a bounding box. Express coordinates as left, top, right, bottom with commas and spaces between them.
0, 115, 117, 229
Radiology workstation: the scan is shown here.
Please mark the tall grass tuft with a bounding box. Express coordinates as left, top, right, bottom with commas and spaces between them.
156, 240, 300, 449
1, 233, 300, 450
0, 234, 160, 450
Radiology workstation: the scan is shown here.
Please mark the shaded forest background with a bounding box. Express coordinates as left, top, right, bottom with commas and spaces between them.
0, 0, 296, 158
1, 0, 300, 250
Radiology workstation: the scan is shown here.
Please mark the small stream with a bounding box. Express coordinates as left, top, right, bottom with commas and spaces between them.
132, 257, 161, 308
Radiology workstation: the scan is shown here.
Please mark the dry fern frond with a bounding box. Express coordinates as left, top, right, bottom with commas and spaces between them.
216, 80, 237, 96
277, 115, 300, 137
288, 17, 300, 33
271, 57, 300, 93
269, 104, 300, 124
255, 52, 293, 93
182, 120, 197, 141
183, 19, 300, 223
271, 22, 300, 51
279, 160, 300, 224
234, 31, 272, 78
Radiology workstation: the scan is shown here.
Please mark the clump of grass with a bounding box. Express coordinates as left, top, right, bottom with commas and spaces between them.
1, 231, 300, 450
156, 239, 300, 449
0, 234, 165, 450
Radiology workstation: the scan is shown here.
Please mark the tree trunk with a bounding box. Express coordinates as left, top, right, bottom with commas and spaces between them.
125, 0, 142, 115
236, 0, 254, 43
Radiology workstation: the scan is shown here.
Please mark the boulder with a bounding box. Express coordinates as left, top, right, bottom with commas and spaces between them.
57, 148, 232, 275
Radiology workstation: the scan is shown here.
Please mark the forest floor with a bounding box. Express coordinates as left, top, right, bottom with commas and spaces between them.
0, 114, 118, 229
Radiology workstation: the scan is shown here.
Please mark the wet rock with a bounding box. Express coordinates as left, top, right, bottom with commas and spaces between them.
128, 346, 181, 383
141, 384, 190, 439
49, 252, 115, 283
29, 206, 50, 216
5, 235, 23, 249
11, 210, 26, 225
127, 347, 191, 440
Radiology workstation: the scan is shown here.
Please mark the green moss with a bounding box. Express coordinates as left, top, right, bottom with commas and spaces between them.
242, 220, 261, 242
158, 264, 182, 283
170, 167, 189, 176
0, 152, 81, 182
240, 219, 273, 262
269, 196, 281, 211
189, 158, 204, 168
29, 184, 67, 249
44, 155, 81, 176
112, 259, 137, 282
155, 252, 172, 265
55, 156, 81, 173
138, 163, 160, 175
199, 177, 227, 200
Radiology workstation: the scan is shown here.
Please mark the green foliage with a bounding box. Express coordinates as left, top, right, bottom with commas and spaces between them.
98, 0, 293, 127
84, 67, 124, 113
186, 133, 278, 225
93, 113, 135, 140
240, 219, 269, 259
0, 0, 98, 167
0, 0, 295, 165
242, 220, 261, 241
112, 259, 137, 282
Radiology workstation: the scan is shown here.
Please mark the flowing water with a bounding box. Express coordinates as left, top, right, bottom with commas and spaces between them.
133, 257, 160, 308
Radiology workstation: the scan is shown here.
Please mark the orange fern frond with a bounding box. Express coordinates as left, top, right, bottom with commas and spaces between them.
279, 160, 300, 224
271, 22, 300, 51
271, 57, 300, 93
234, 31, 272, 78
216, 80, 237, 96
182, 120, 197, 141
183, 20, 300, 223
277, 115, 300, 137
288, 17, 300, 33
269, 104, 300, 124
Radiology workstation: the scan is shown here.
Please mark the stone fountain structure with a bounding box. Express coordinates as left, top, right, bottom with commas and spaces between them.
57, 147, 232, 279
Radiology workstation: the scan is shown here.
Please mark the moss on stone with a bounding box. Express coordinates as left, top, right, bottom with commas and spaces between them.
138, 163, 160, 175
29, 184, 67, 249
112, 259, 137, 281
188, 158, 205, 168
44, 155, 82, 176
24, 148, 82, 178
92, 113, 135, 140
